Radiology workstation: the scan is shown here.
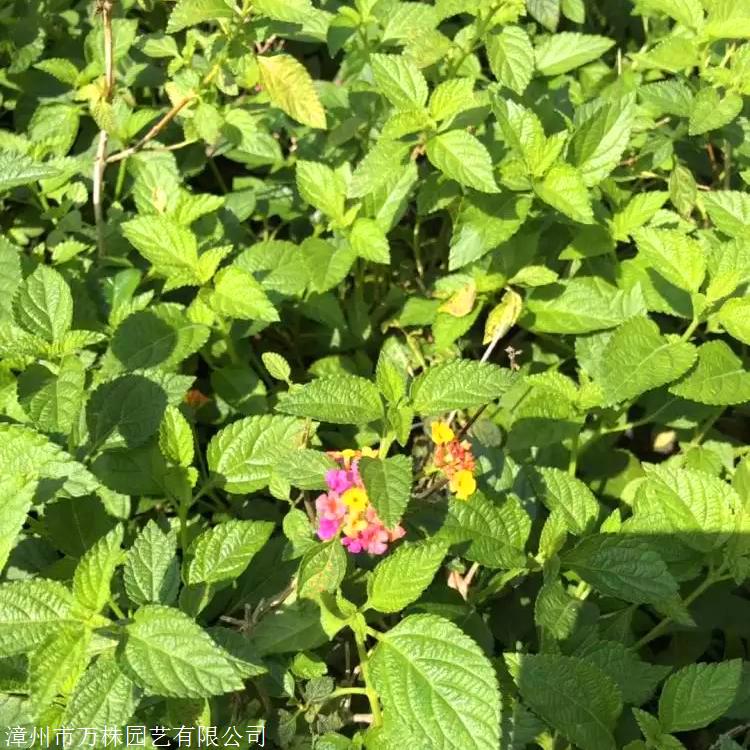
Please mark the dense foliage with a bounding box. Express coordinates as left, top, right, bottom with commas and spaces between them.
2, 0, 750, 747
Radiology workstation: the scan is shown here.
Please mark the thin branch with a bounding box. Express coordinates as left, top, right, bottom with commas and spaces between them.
106, 95, 197, 163
93, 0, 115, 257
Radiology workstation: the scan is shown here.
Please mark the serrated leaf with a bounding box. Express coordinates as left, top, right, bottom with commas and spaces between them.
29, 624, 91, 710
62, 653, 141, 728
527, 0, 560, 30
0, 580, 76, 657
296, 160, 346, 221
670, 340, 750, 405
570, 96, 635, 186
0, 150, 61, 192
0, 476, 36, 575
719, 297, 750, 345
535, 163, 593, 223
253, 0, 312, 23
72, 525, 124, 613
159, 405, 194, 467
166, 0, 234, 32
564, 534, 679, 604
349, 218, 390, 264
186, 520, 274, 585
210, 266, 279, 322
370, 53, 428, 110
258, 54, 326, 129
487, 26, 534, 95
514, 653, 622, 750
121, 216, 201, 290
122, 605, 243, 698
659, 660, 742, 732
298, 541, 347, 598
207, 414, 308, 493
349, 139, 411, 199
610, 192, 669, 240
435, 493, 530, 568
124, 521, 180, 607
703, 191, 750, 240
531, 467, 599, 535
426, 130, 499, 194
277, 375, 383, 424
688, 88, 742, 136
370, 614, 501, 750
13, 265, 73, 343
410, 359, 516, 415
535, 33, 615, 76
359, 455, 412, 528
367, 541, 446, 613
428, 78, 476, 122
596, 316, 696, 406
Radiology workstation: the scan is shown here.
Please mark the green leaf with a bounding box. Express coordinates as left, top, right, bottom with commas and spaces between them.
531, 467, 599, 535
535, 32, 615, 76
449, 192, 532, 270
121, 216, 202, 290
159, 405, 194, 467
72, 525, 124, 614
428, 78, 477, 122
524, 277, 646, 333
296, 160, 346, 221
349, 139, 411, 199
435, 493, 530, 568
186, 520, 274, 585
669, 164, 698, 218
636, 0, 704, 29
253, 0, 313, 23
276, 449, 337, 490
370, 614, 501, 750
688, 87, 743, 135
13, 265, 73, 343
670, 340, 750, 405
207, 414, 308, 493
253, 600, 329, 655
370, 53, 428, 110
359, 455, 412, 528
258, 54, 327, 128
277, 375, 383, 424
298, 541, 347, 598
210, 266, 279, 322
596, 316, 697, 406
0, 580, 76, 657
0, 476, 36, 574
633, 464, 735, 552
487, 26, 534, 95
570, 96, 635, 186
349, 218, 390, 264
513, 653, 622, 750
576, 640, 670, 706
123, 520, 180, 607
262, 352, 292, 383
426, 130, 499, 194
564, 534, 679, 604
410, 359, 516, 415
659, 660, 742, 732
62, 653, 141, 728
719, 297, 750, 345
86, 374, 167, 448
0, 150, 61, 192
367, 541, 447, 613
166, 0, 235, 32
535, 163, 594, 223
122, 605, 244, 698
527, 0, 560, 30
703, 191, 750, 240
18, 356, 85, 435
610, 192, 669, 241
29, 623, 91, 711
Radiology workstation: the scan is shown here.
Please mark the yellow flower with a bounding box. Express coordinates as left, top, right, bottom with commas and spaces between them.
341, 487, 368, 513
361, 446, 378, 458
449, 469, 476, 501
342, 514, 368, 536
431, 421, 455, 445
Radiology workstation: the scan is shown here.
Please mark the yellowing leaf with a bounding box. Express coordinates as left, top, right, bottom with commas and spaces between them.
258, 54, 326, 129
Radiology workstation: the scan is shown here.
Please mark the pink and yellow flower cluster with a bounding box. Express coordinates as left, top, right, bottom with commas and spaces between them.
430, 421, 477, 501
315, 448, 405, 555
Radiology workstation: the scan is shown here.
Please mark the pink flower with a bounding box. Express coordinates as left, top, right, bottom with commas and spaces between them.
315, 493, 346, 520
317, 516, 341, 541
342, 535, 363, 553
325, 469, 352, 494
388, 525, 406, 542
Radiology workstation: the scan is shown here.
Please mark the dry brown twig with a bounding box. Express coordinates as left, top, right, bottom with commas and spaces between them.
93, 0, 115, 256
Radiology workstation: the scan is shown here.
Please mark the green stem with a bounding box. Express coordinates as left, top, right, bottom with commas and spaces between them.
631, 569, 730, 651
355, 635, 383, 727
568, 431, 580, 477
109, 597, 126, 620
208, 156, 229, 194
680, 316, 701, 342
114, 158, 127, 201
